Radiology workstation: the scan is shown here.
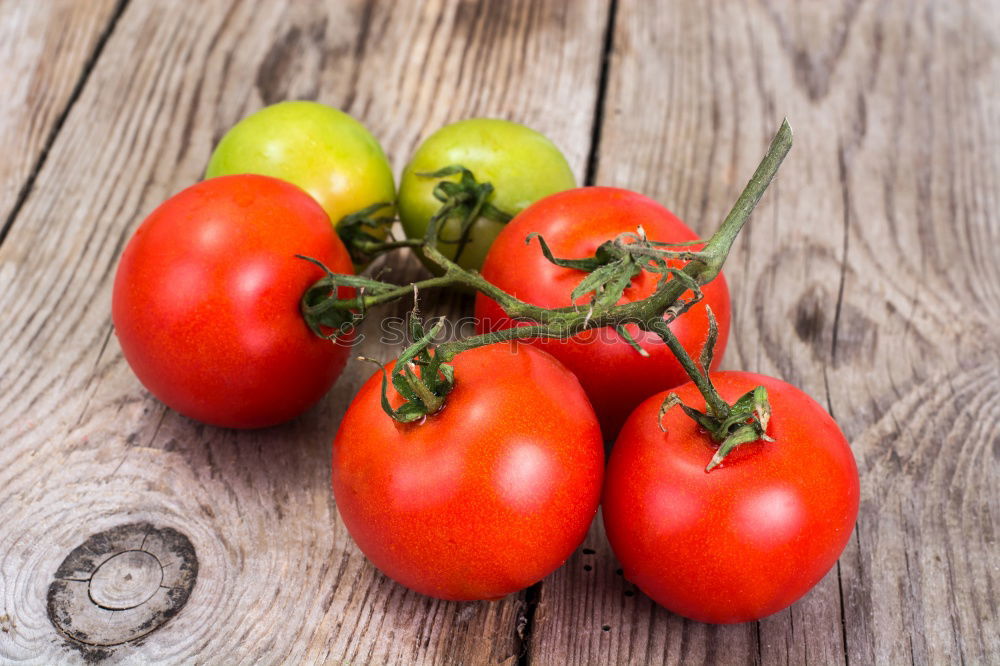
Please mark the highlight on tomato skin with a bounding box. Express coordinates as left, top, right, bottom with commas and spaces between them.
602, 371, 860, 624
112, 174, 356, 429
331, 342, 605, 601
475, 186, 731, 442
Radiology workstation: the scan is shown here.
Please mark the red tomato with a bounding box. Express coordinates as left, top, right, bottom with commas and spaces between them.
332, 343, 604, 600
112, 175, 354, 428
602, 372, 860, 623
474, 187, 730, 440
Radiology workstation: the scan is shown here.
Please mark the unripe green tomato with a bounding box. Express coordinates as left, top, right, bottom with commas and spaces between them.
206, 101, 395, 230
398, 118, 576, 271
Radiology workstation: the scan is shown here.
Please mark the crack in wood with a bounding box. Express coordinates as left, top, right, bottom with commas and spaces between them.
584, 0, 618, 187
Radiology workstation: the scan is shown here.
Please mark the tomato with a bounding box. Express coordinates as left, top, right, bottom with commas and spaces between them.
602, 372, 860, 623
398, 118, 576, 271
474, 187, 730, 440
112, 175, 354, 429
205, 101, 395, 229
332, 343, 604, 600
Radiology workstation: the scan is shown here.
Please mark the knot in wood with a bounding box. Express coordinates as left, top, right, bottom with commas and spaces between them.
47, 523, 197, 648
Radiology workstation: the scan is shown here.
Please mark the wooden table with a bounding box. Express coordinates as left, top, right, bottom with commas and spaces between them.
1, 1, 996, 663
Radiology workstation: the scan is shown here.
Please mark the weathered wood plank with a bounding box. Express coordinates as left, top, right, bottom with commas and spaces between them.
0, 0, 608, 662
529, 0, 999, 664
0, 0, 122, 240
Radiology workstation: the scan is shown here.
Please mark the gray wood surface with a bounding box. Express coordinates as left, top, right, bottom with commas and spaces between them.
0, 0, 122, 236
0, 0, 996, 664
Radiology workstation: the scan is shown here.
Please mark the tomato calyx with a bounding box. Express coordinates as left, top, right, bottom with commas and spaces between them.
330, 165, 514, 265
418, 165, 513, 264
335, 202, 398, 264
360, 300, 456, 422
297, 255, 410, 339
528, 227, 713, 357
660, 384, 774, 472
654, 308, 774, 471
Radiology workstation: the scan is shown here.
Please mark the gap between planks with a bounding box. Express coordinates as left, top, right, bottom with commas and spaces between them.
0, 0, 130, 249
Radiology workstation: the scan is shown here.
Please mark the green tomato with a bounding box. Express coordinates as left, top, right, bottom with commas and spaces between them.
398, 118, 576, 271
206, 101, 395, 230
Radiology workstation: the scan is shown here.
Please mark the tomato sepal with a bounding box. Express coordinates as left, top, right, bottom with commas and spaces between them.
295, 255, 391, 339
358, 306, 457, 422
651, 304, 776, 471
335, 202, 396, 265
418, 165, 513, 263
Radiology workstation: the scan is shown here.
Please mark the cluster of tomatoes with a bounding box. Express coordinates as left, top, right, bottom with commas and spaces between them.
112, 101, 859, 624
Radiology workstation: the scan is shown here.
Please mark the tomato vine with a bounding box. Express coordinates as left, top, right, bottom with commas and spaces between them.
306, 119, 793, 470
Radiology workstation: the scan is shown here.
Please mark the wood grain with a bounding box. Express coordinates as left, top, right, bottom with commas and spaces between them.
1, 0, 996, 663
0, 0, 608, 662
529, 1, 999, 664
0, 0, 122, 240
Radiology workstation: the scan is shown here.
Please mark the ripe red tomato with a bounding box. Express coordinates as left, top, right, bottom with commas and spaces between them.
112, 175, 354, 428
602, 372, 860, 624
332, 343, 604, 600
474, 187, 730, 440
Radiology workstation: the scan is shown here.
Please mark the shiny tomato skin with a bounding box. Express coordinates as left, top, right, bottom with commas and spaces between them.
332, 343, 604, 601
112, 175, 354, 429
474, 187, 730, 440
603, 372, 860, 624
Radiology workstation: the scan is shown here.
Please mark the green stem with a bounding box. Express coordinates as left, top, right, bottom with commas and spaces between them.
436, 324, 556, 362
646, 319, 730, 419
693, 119, 793, 282
352, 238, 423, 256
328, 275, 460, 311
